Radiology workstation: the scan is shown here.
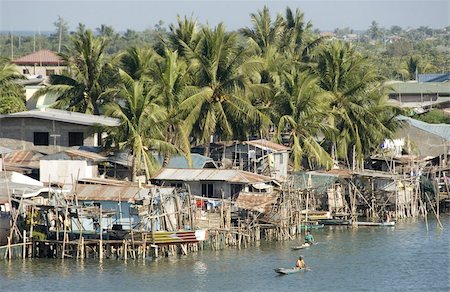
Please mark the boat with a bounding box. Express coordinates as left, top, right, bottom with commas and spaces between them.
317, 219, 351, 226
291, 243, 313, 250
299, 223, 324, 230
300, 210, 332, 220
274, 268, 307, 275
355, 221, 395, 227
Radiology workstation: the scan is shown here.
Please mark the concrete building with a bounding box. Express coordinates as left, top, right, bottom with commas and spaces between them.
0, 108, 120, 155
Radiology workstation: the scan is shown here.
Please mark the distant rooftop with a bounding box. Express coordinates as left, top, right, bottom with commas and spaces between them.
0, 108, 120, 127
12, 49, 64, 66
418, 73, 450, 83
152, 168, 278, 184
386, 82, 450, 95
398, 116, 450, 142
244, 139, 290, 152
41, 149, 107, 162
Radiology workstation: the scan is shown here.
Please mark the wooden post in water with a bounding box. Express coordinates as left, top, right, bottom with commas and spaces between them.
99, 205, 103, 259
22, 230, 26, 259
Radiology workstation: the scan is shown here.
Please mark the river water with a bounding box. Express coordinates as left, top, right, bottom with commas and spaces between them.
1, 216, 449, 291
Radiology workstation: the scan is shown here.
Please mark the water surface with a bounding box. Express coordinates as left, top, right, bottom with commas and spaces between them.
1, 216, 449, 291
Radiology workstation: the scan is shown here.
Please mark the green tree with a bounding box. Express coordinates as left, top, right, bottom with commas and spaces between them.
314, 41, 401, 168
50, 16, 70, 53
179, 23, 269, 155
34, 29, 116, 114
277, 71, 333, 170
102, 70, 176, 181
0, 57, 25, 114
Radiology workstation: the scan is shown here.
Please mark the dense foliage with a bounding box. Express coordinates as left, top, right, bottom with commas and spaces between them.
0, 7, 447, 179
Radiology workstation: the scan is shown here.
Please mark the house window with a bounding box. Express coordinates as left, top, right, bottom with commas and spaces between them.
33, 132, 49, 146
201, 183, 214, 197
69, 132, 84, 146
45, 69, 55, 76
280, 153, 283, 164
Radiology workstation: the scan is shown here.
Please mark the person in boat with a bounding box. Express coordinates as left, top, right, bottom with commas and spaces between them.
295, 256, 306, 269
304, 230, 315, 246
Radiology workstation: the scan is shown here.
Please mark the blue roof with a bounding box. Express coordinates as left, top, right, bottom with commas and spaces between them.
108, 151, 217, 169
418, 73, 450, 83
398, 116, 450, 142
163, 153, 217, 169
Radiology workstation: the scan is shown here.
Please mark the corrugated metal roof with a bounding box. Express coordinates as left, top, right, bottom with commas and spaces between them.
0, 146, 14, 155
3, 150, 43, 169
398, 116, 450, 142
1, 108, 120, 127
165, 153, 217, 168
12, 50, 64, 65
42, 149, 107, 161
0, 171, 45, 203
74, 184, 148, 201
74, 179, 174, 201
291, 171, 339, 193
244, 139, 290, 152
235, 192, 278, 213
152, 168, 276, 184
387, 82, 450, 95
418, 73, 450, 83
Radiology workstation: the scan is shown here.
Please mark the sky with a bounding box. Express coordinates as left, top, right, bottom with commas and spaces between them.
0, 0, 449, 33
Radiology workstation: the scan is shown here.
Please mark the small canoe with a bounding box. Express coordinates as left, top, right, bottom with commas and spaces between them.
356, 221, 396, 227
299, 224, 324, 230
318, 219, 351, 226
274, 268, 307, 275
291, 243, 314, 250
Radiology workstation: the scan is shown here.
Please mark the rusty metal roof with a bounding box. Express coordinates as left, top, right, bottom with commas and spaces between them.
152, 168, 277, 184
235, 192, 278, 213
42, 149, 106, 162
75, 183, 147, 201
74, 179, 175, 201
3, 150, 44, 170
12, 50, 64, 66
245, 139, 290, 152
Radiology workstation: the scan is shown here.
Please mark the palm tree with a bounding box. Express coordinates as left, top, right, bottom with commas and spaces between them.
0, 57, 25, 114
150, 49, 192, 163
118, 46, 157, 80
179, 23, 270, 155
314, 41, 401, 168
277, 71, 333, 170
240, 6, 285, 54
34, 29, 116, 114
102, 70, 177, 181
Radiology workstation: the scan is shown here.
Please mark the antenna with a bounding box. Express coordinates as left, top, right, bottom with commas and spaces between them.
10, 26, 14, 60
58, 18, 62, 53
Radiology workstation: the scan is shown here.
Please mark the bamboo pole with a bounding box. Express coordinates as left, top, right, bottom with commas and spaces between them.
99, 205, 104, 259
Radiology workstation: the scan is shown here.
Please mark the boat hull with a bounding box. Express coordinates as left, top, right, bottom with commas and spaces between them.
274, 268, 306, 275
356, 221, 395, 227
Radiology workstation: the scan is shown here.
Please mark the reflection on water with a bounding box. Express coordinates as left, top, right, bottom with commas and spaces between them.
1, 216, 449, 291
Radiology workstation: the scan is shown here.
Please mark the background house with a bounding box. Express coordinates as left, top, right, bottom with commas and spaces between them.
387, 81, 450, 113
208, 139, 290, 180
0, 108, 119, 154
396, 116, 449, 161
12, 49, 65, 77
40, 149, 107, 187
151, 168, 280, 199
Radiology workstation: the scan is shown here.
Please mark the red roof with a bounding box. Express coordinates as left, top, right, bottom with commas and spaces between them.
12, 50, 64, 66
